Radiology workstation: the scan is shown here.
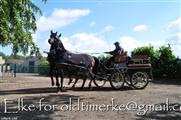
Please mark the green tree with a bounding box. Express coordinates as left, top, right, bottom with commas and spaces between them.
38, 57, 49, 75
0, 0, 46, 56
157, 45, 176, 78
0, 52, 6, 59
158, 45, 176, 63
131, 45, 157, 60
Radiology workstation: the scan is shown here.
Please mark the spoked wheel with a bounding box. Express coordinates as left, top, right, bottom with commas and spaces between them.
110, 72, 124, 90
131, 72, 149, 89
124, 74, 132, 86
93, 77, 106, 87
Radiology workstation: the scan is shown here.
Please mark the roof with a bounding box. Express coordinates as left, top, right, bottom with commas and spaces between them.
6, 59, 24, 64
5, 56, 40, 64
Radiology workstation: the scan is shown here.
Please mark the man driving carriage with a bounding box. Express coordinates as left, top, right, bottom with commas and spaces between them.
105, 42, 127, 67
106, 42, 124, 55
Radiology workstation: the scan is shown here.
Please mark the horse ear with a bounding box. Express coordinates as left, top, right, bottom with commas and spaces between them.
55, 32, 57, 36
58, 33, 61, 38
51, 30, 53, 34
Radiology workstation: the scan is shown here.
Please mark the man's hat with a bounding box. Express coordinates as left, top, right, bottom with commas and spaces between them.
114, 42, 119, 45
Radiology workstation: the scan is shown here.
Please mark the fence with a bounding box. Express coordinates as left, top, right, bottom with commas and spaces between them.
0, 64, 14, 78
0, 64, 50, 78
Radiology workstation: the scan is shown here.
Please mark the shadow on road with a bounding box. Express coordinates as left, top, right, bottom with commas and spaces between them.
69, 86, 134, 92
0, 86, 135, 96
0, 87, 58, 95
151, 78, 181, 85
135, 103, 181, 120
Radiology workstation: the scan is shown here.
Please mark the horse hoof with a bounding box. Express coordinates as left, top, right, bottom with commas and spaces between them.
60, 89, 67, 92
80, 87, 84, 89
58, 87, 67, 92
68, 80, 72, 85
52, 83, 55, 86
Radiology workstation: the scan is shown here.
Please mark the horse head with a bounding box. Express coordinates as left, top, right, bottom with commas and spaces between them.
48, 30, 61, 44
48, 30, 65, 51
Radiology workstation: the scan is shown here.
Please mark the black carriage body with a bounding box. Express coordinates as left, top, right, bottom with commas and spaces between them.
127, 66, 153, 80
117, 55, 153, 80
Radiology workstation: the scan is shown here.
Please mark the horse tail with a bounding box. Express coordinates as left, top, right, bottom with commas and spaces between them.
92, 56, 99, 74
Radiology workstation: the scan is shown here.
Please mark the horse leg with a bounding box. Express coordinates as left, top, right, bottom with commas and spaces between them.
89, 79, 93, 88
51, 75, 54, 86
50, 65, 55, 86
81, 75, 87, 89
60, 69, 66, 92
72, 78, 78, 88
88, 73, 94, 88
68, 73, 73, 85
55, 69, 60, 90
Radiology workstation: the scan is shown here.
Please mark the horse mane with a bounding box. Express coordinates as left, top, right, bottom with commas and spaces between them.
52, 37, 66, 51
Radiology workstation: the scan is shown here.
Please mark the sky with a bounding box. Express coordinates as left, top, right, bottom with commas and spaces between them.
1, 0, 181, 57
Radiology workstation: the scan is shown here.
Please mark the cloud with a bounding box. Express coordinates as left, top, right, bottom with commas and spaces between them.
118, 36, 165, 55
166, 18, 181, 44
118, 36, 144, 53
118, 35, 181, 57
61, 33, 109, 53
32, 33, 38, 43
89, 21, 96, 27
172, 44, 181, 57
41, 32, 109, 56
37, 9, 90, 31
168, 33, 181, 57
167, 33, 181, 44
42, 33, 181, 58
103, 25, 115, 32
133, 24, 148, 32
167, 17, 181, 34
166, 18, 181, 57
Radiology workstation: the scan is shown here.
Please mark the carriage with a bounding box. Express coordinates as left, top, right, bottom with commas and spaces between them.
85, 54, 153, 90
46, 31, 153, 91
47, 53, 153, 90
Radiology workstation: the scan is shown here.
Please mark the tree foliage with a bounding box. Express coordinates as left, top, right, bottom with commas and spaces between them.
0, 0, 46, 56
131, 45, 158, 61
0, 52, 6, 59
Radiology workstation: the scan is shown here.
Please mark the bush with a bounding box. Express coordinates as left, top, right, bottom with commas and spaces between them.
97, 54, 111, 63
131, 45, 157, 60
38, 58, 50, 75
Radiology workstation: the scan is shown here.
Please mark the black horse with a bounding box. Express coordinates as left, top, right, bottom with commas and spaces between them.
47, 31, 98, 91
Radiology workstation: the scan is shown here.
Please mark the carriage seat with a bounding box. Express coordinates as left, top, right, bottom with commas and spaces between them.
114, 51, 128, 63
127, 55, 151, 68
130, 55, 151, 64
127, 64, 151, 68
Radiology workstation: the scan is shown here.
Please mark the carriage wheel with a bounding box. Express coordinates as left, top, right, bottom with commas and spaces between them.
93, 78, 106, 87
131, 72, 148, 89
124, 74, 132, 86
110, 72, 124, 90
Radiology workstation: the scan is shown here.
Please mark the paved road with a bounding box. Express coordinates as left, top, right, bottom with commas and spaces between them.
0, 75, 181, 120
